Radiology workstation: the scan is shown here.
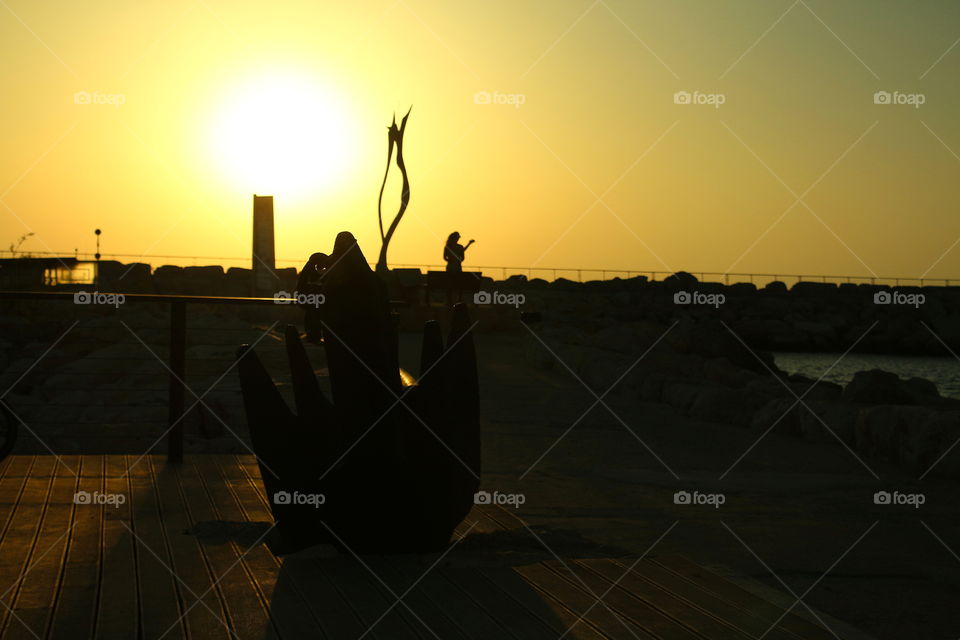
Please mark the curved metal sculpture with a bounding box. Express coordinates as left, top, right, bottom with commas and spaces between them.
375, 108, 412, 274
237, 233, 480, 553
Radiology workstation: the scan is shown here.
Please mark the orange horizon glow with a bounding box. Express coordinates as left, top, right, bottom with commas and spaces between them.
0, 1, 958, 281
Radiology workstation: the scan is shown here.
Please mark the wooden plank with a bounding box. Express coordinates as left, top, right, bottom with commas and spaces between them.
476, 566, 609, 640
317, 555, 425, 640
477, 504, 529, 531
94, 455, 139, 640
575, 558, 755, 640
544, 558, 710, 640
279, 557, 371, 639
515, 563, 656, 640
0, 457, 36, 547
0, 456, 56, 638
0, 455, 35, 480
48, 456, 104, 640
199, 454, 320, 640
3, 455, 79, 640
127, 454, 186, 640
366, 556, 472, 640
149, 455, 232, 640
378, 560, 510, 640
219, 455, 271, 521
606, 557, 805, 640
439, 566, 558, 639
651, 555, 837, 640
454, 504, 511, 539
179, 456, 278, 640
230, 455, 400, 639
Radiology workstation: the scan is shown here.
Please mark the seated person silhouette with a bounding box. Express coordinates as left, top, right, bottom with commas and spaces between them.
297, 252, 328, 343
443, 231, 474, 304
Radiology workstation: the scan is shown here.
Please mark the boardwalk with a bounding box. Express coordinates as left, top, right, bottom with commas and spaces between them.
0, 454, 846, 640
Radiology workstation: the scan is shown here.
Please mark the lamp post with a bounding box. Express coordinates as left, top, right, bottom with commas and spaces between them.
94, 228, 101, 289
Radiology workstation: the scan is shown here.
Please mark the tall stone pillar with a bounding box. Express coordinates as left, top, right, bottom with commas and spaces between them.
252, 195, 277, 295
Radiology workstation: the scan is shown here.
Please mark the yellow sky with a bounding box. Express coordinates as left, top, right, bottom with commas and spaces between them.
1, 0, 958, 280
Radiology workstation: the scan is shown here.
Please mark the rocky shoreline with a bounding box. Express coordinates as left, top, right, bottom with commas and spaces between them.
507, 275, 960, 480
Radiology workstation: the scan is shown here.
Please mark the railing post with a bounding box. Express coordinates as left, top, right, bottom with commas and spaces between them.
167, 300, 186, 464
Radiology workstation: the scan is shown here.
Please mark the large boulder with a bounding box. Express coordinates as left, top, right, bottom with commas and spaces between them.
854, 406, 960, 476
182, 265, 225, 295
688, 385, 755, 426
842, 369, 944, 406
663, 271, 698, 291
702, 357, 759, 388
153, 265, 185, 293
750, 398, 859, 444
790, 281, 838, 296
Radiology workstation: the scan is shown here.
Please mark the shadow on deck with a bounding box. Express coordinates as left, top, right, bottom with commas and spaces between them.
0, 454, 855, 639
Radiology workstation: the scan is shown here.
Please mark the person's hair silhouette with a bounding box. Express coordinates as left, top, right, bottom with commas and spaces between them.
443, 232, 474, 273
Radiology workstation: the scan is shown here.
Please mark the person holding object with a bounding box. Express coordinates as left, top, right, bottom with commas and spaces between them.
443, 232, 474, 303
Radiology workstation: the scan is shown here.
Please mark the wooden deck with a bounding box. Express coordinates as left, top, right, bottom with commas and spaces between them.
0, 454, 844, 640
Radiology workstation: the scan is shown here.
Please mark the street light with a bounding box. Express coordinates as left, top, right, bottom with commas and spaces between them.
94, 228, 101, 288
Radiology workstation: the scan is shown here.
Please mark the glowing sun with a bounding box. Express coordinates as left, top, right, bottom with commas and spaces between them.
210, 72, 357, 199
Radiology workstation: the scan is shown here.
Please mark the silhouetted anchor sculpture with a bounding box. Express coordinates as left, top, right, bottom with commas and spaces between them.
236, 233, 480, 554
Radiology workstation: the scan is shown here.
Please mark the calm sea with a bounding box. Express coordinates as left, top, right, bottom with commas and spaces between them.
773, 353, 960, 400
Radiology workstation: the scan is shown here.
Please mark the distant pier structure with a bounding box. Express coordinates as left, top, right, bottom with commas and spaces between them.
251, 194, 277, 295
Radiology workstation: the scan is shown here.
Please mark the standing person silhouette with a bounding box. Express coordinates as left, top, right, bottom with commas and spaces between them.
443, 232, 474, 304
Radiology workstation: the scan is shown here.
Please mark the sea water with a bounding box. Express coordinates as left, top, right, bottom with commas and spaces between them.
773, 352, 960, 400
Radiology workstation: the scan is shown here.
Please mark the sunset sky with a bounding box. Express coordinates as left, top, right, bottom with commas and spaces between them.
1, 0, 958, 280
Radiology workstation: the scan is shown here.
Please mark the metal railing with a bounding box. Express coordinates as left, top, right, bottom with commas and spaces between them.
2, 251, 954, 287
0, 291, 327, 464
388, 265, 956, 288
